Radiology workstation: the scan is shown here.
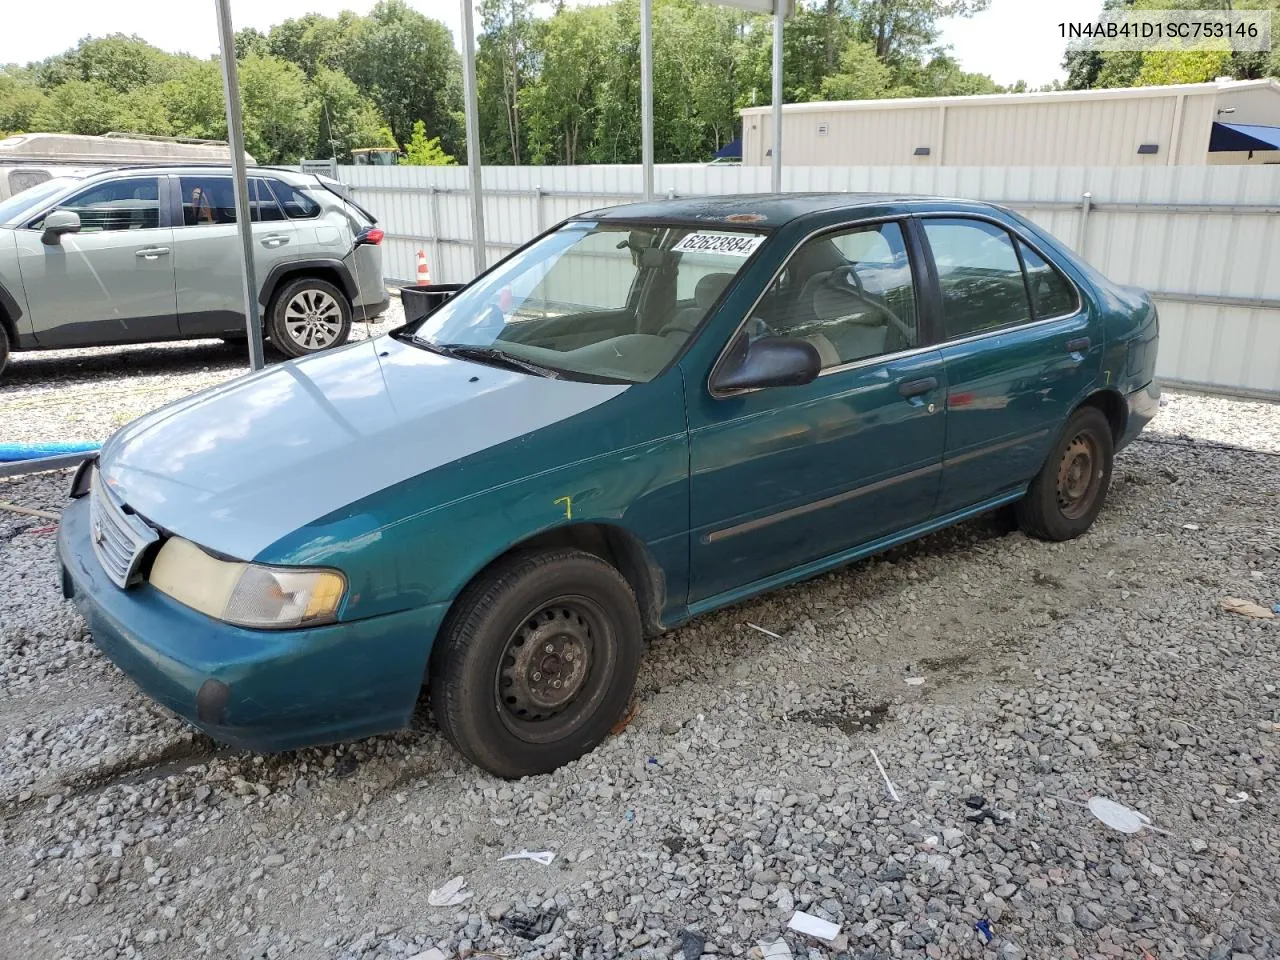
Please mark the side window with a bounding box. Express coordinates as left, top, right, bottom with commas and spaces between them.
1018, 241, 1079, 319
755, 220, 918, 369
57, 177, 160, 232
266, 178, 320, 219
922, 218, 1032, 339
252, 179, 286, 222
179, 176, 237, 226
9, 169, 50, 195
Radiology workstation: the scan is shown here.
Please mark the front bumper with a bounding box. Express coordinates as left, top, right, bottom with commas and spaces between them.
1118, 380, 1160, 451
57, 496, 448, 752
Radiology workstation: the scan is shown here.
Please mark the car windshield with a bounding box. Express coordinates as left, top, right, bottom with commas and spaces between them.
0, 177, 79, 225
411, 220, 766, 383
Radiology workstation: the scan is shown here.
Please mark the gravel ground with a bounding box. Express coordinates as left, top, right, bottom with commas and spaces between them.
0, 298, 401, 444
0, 371, 1277, 960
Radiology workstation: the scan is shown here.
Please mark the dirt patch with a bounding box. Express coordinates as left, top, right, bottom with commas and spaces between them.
791, 700, 890, 736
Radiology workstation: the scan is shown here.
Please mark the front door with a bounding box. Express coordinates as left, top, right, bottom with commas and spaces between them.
16, 175, 177, 347
917, 216, 1103, 515
686, 219, 947, 606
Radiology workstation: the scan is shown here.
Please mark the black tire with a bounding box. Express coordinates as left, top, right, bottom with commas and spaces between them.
0, 323, 9, 380
429, 548, 642, 778
266, 277, 352, 359
1015, 406, 1114, 541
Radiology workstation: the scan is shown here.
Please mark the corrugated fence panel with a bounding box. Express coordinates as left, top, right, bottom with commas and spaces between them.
339, 163, 1280, 396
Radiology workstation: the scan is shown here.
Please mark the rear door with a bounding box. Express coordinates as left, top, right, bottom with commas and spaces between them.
15, 174, 177, 347
917, 216, 1102, 515
171, 174, 301, 337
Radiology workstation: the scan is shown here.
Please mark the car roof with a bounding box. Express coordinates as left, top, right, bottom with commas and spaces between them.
70, 163, 312, 182
576, 192, 998, 229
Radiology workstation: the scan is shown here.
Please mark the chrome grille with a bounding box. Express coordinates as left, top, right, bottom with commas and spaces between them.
89, 469, 159, 589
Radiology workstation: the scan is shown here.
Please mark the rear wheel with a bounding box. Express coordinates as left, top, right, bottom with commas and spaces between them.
429, 549, 642, 778
1015, 406, 1114, 541
267, 277, 352, 358
0, 323, 9, 380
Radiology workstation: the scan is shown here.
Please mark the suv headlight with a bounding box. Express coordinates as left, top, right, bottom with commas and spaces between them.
149, 537, 346, 629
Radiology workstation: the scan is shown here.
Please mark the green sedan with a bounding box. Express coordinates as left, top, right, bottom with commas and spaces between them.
58, 193, 1160, 777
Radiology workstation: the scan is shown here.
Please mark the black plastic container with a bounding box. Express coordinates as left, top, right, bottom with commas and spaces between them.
399, 283, 465, 324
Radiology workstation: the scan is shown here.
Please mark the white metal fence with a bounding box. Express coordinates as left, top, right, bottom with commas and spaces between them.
341, 163, 1280, 398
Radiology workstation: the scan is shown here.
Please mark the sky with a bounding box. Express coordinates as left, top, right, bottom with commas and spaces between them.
2, 0, 1104, 89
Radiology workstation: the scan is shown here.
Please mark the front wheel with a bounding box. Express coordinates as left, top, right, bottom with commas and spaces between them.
1015, 406, 1114, 541
0, 323, 9, 380
429, 549, 642, 778
267, 277, 352, 358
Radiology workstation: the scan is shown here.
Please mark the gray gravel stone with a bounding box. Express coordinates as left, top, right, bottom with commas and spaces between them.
2, 387, 1279, 960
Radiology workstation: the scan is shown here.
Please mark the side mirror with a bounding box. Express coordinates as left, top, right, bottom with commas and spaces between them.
41, 209, 81, 245
712, 334, 821, 393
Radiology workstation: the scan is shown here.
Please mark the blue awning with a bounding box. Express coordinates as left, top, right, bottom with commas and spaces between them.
714, 137, 742, 159
1209, 121, 1280, 153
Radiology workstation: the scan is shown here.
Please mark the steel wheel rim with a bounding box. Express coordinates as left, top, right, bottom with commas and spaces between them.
494, 595, 616, 745
284, 290, 343, 349
1056, 432, 1101, 520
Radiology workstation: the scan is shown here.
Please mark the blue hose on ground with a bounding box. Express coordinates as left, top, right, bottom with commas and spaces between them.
0, 441, 101, 462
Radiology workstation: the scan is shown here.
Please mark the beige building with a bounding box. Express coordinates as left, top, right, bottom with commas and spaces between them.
740, 79, 1280, 168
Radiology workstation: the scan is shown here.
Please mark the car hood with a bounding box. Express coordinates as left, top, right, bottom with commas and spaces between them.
99, 336, 629, 560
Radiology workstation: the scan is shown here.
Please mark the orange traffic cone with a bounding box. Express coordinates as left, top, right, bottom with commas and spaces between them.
416, 250, 430, 285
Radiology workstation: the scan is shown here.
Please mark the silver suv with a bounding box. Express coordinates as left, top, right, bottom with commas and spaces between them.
0, 165, 387, 377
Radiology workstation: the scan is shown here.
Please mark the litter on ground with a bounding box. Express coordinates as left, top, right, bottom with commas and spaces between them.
427, 876, 472, 907
869, 748, 901, 803
787, 910, 840, 942
498, 849, 555, 865
1087, 796, 1169, 835
1221, 596, 1276, 619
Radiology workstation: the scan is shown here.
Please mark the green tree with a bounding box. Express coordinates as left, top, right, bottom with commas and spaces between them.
0, 68, 48, 132
160, 59, 226, 141
894, 52, 1002, 95
311, 66, 387, 159
854, 0, 992, 64
400, 120, 454, 165
33, 79, 121, 134
234, 28, 270, 60
34, 35, 176, 94
340, 1, 463, 155
237, 54, 315, 163
112, 86, 174, 135
479, 0, 538, 163
267, 12, 355, 76
520, 4, 618, 163
1136, 48, 1233, 85
821, 38, 899, 99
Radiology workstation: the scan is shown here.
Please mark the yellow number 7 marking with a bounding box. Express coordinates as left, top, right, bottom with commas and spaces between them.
554, 496, 573, 520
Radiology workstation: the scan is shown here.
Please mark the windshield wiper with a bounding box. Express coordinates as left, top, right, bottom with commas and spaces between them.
433, 343, 563, 379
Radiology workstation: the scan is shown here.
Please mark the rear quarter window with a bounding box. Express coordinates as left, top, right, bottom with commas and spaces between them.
265, 178, 321, 220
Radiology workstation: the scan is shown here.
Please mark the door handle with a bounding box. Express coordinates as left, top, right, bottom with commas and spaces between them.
135, 247, 170, 260
1066, 336, 1091, 353
261, 234, 290, 248
898, 376, 938, 399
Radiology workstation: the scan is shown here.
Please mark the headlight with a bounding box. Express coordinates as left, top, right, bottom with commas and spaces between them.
149, 537, 346, 629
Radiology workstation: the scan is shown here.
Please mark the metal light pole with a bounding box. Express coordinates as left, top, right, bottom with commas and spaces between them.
640, 0, 655, 200
770, 2, 784, 192
460, 0, 487, 277
213, 0, 265, 371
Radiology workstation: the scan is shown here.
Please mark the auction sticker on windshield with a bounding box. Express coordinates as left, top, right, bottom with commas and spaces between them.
672, 232, 765, 257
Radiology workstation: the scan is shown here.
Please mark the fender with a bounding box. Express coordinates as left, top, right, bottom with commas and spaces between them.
0, 281, 24, 348
257, 258, 358, 307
